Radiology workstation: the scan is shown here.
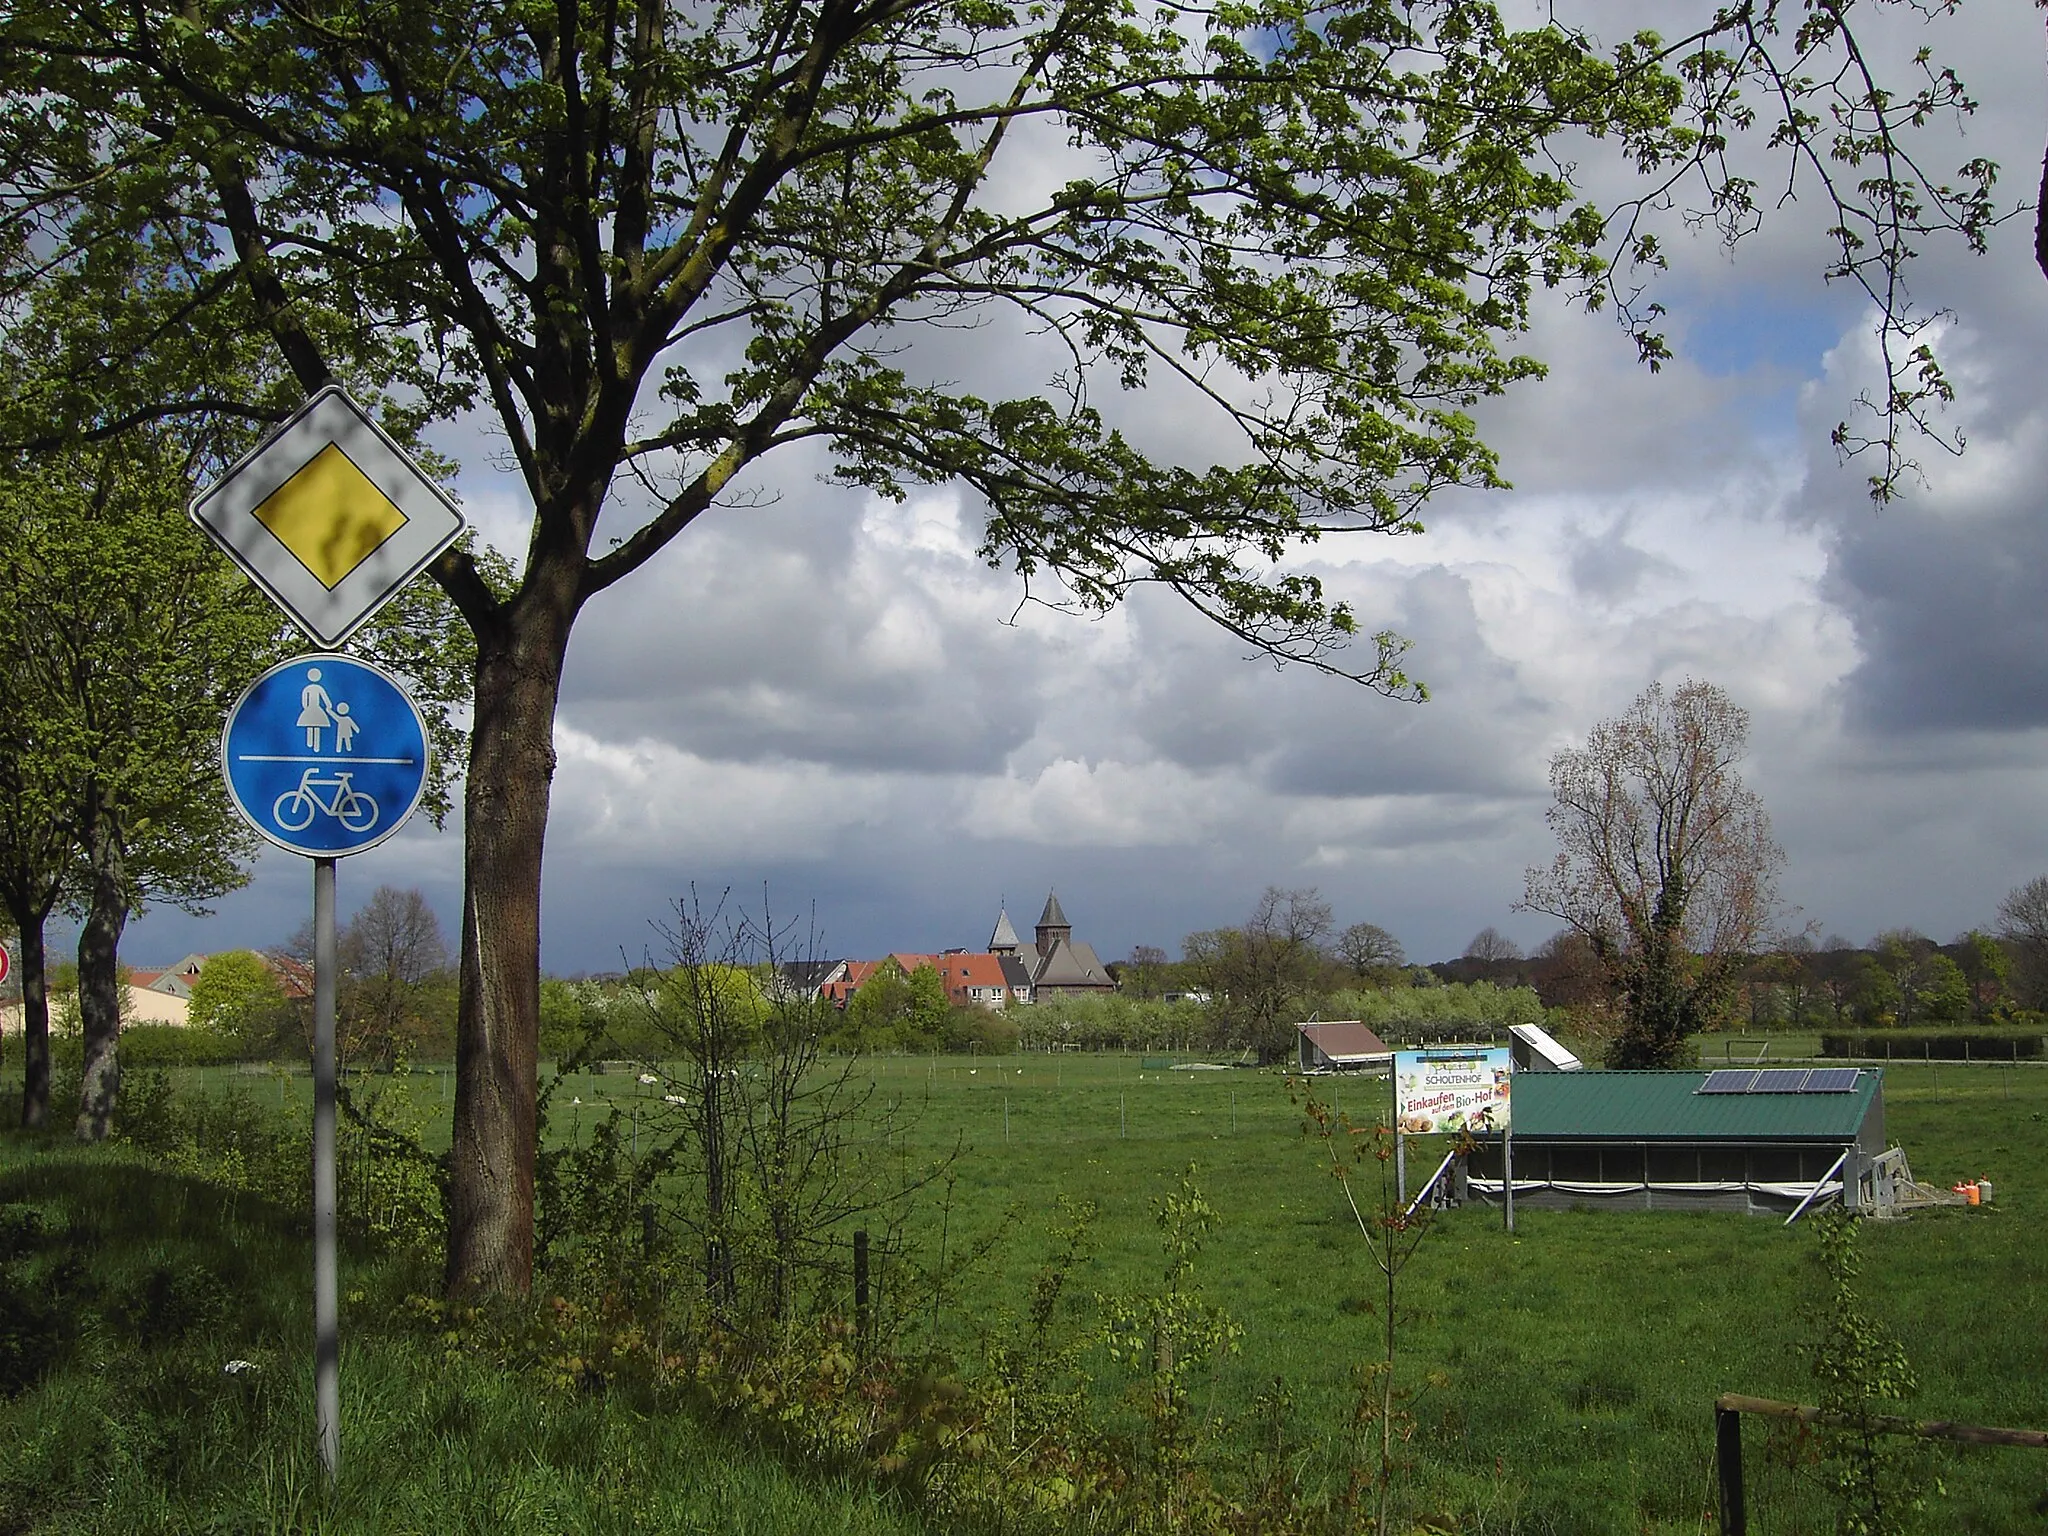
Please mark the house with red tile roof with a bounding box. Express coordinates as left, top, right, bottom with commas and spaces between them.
936, 950, 1011, 1009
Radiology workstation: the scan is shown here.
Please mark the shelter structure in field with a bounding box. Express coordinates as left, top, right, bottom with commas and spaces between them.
1465, 1067, 1892, 1217
1296, 1020, 1394, 1074
1508, 1022, 1583, 1072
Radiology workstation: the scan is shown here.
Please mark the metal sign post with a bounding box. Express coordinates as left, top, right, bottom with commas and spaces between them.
1504, 1124, 1515, 1235
312, 857, 340, 1479
216, 653, 432, 1486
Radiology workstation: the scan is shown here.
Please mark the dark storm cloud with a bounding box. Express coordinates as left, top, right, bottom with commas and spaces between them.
1793, 204, 2048, 738
1823, 490, 2048, 733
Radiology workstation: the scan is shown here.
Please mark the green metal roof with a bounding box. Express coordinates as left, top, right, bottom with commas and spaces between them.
1507, 1069, 1882, 1142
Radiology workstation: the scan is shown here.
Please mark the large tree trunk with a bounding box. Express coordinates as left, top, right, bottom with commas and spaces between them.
74, 805, 128, 1142
444, 572, 579, 1297
15, 915, 50, 1129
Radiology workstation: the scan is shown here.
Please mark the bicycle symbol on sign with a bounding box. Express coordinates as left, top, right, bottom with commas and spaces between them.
272, 766, 379, 834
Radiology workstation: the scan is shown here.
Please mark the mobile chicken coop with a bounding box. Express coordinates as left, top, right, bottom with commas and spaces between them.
1295, 1021, 1394, 1074
1464, 1067, 1895, 1218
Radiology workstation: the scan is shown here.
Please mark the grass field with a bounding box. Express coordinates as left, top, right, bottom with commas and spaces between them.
35, 1048, 2048, 1533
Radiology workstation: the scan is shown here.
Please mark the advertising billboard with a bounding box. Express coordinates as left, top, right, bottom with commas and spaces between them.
1394, 1047, 1512, 1135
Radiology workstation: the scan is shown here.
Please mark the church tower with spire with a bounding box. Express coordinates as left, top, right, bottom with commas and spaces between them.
989, 905, 1021, 957
1035, 891, 1072, 961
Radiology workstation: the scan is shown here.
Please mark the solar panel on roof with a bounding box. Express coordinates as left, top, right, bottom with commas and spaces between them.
1699, 1069, 1758, 1093
1802, 1067, 1861, 1092
1752, 1068, 1810, 1092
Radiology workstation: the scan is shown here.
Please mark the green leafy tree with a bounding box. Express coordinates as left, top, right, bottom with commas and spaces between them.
903, 962, 952, 1049
1910, 953, 1970, 1027
0, 654, 76, 1128
1867, 930, 1970, 1030
843, 960, 947, 1049
0, 225, 482, 1134
1, 0, 1999, 1290
0, 431, 476, 1138
1520, 679, 1783, 1067
0, 433, 277, 1138
538, 978, 596, 1062
1951, 930, 2010, 1023
842, 964, 911, 1050
187, 950, 289, 1051
1849, 954, 1901, 1029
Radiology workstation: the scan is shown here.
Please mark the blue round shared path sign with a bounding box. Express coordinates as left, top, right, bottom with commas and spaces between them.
222, 654, 430, 858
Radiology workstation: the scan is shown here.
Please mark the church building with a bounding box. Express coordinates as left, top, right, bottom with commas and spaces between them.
989, 892, 1117, 1001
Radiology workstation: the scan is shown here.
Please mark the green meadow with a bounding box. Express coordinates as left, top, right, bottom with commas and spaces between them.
3, 1050, 2043, 1533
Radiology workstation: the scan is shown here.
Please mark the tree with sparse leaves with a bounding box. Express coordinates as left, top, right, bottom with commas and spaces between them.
0, 0, 2000, 1291
1462, 927, 1522, 965
1521, 679, 1782, 1067
1187, 886, 1335, 1064
1337, 922, 1405, 982
1996, 876, 2048, 1010
296, 886, 456, 1066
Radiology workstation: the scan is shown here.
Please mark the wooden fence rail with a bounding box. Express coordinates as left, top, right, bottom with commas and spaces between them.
1715, 1393, 2048, 1536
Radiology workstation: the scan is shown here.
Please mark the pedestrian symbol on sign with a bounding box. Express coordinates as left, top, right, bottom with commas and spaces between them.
291, 667, 364, 755
298, 668, 335, 748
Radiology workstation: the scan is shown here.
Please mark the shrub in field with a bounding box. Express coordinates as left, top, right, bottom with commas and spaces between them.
943, 1004, 1019, 1055
110, 1023, 248, 1068
555, 891, 944, 1342
110, 1061, 439, 1252
1097, 1169, 1244, 1526
1804, 1209, 1940, 1535
1292, 1077, 1454, 1536
114, 1070, 310, 1211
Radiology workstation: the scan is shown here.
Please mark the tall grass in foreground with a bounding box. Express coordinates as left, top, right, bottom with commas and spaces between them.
0, 1143, 923, 1536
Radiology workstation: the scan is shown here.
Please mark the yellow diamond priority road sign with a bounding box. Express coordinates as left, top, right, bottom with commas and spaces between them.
191, 385, 465, 647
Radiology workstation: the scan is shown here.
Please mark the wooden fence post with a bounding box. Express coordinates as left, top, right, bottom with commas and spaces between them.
1716, 1403, 1746, 1536
854, 1228, 871, 1354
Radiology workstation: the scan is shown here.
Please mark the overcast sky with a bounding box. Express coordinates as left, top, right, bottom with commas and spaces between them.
123, 3, 2048, 976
